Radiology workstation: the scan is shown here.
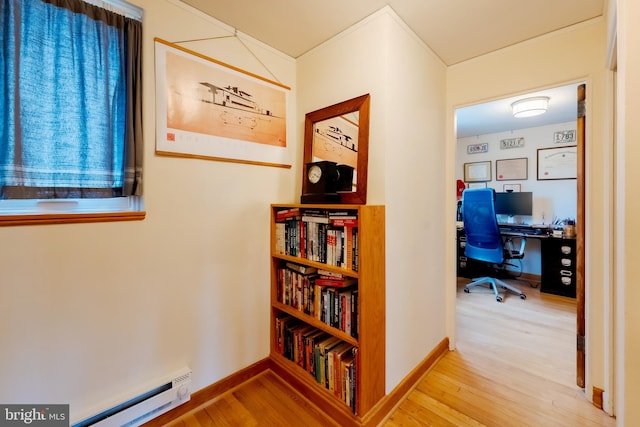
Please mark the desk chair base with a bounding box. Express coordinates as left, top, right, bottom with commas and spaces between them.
464, 276, 527, 303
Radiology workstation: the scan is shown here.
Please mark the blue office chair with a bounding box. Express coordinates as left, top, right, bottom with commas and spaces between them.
461, 188, 527, 302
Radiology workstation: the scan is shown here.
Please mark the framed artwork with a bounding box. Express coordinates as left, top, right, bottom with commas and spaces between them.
464, 161, 491, 182
154, 38, 292, 168
496, 157, 528, 180
468, 182, 487, 189
503, 184, 521, 192
537, 146, 577, 180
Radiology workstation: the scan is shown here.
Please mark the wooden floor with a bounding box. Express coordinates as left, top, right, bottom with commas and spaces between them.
165, 278, 616, 426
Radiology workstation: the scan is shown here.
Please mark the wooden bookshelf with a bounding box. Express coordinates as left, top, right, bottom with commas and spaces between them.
269, 204, 385, 425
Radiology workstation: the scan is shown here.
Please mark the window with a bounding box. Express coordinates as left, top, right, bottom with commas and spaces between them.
0, 0, 144, 225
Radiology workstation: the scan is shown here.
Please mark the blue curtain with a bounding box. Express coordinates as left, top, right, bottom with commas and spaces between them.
0, 0, 142, 198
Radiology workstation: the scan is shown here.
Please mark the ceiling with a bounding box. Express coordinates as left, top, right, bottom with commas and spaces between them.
455, 83, 582, 138
180, 0, 602, 136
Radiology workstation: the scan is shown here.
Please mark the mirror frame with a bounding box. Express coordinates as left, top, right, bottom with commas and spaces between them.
302, 94, 370, 204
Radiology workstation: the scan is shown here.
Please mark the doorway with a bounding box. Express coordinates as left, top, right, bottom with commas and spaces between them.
454, 82, 584, 387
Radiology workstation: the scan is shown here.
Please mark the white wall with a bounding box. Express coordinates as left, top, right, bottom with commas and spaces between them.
457, 122, 578, 224
297, 7, 448, 392
0, 0, 298, 421
447, 17, 612, 411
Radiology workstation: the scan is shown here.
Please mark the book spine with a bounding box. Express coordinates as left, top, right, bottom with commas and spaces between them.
352, 227, 359, 271
351, 290, 358, 339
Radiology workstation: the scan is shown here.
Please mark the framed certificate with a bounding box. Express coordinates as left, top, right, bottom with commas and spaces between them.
464, 161, 491, 182
537, 146, 577, 180
496, 158, 528, 180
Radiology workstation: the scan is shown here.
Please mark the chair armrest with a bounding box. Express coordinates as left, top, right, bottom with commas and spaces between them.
504, 235, 526, 259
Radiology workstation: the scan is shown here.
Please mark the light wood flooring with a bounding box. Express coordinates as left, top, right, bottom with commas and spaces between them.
163, 278, 616, 426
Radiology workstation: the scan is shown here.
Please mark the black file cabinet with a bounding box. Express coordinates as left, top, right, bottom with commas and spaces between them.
541, 238, 576, 298
456, 228, 469, 277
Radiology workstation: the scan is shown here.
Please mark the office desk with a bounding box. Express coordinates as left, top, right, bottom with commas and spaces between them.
456, 227, 576, 298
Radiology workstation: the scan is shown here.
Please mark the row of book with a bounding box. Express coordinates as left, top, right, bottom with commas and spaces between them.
274, 314, 358, 413
275, 208, 359, 271
278, 262, 358, 338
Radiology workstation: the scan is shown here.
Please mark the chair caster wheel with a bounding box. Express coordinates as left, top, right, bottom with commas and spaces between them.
464, 288, 470, 293
496, 296, 503, 302
520, 294, 527, 300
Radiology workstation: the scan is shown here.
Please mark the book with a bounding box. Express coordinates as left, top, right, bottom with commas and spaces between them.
303, 329, 327, 375
352, 227, 359, 271
330, 342, 354, 398
338, 288, 353, 334
286, 262, 318, 275
314, 277, 357, 288
342, 225, 357, 269
315, 335, 341, 385
276, 207, 301, 221
292, 324, 315, 368
341, 352, 355, 406
330, 218, 358, 227
351, 290, 358, 339
323, 338, 347, 391
275, 223, 286, 255
302, 214, 330, 224
350, 347, 359, 411
328, 210, 357, 218
275, 315, 299, 356
282, 318, 304, 360
317, 269, 344, 279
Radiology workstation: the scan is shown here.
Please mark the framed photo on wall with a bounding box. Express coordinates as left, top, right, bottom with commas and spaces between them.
154, 38, 292, 168
503, 184, 521, 192
537, 146, 577, 180
468, 182, 488, 189
496, 158, 528, 180
464, 161, 491, 182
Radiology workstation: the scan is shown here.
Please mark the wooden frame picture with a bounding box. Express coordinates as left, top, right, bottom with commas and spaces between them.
503, 183, 521, 192
464, 161, 491, 182
154, 38, 292, 168
496, 157, 528, 181
468, 182, 488, 189
537, 146, 577, 180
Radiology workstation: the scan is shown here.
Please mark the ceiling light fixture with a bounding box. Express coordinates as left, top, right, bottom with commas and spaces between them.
511, 96, 550, 118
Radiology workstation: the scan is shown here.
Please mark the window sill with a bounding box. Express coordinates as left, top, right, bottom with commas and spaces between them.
0, 211, 146, 226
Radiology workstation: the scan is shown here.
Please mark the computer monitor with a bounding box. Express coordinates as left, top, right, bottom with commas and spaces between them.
494, 191, 533, 216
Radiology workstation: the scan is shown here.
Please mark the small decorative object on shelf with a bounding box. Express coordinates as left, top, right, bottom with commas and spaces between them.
301, 161, 341, 204
270, 204, 385, 424
301, 161, 356, 203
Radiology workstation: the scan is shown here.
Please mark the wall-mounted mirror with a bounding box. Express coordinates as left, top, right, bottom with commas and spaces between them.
302, 94, 370, 204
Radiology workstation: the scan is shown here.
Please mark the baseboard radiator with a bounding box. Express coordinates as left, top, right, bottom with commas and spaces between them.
72, 368, 192, 427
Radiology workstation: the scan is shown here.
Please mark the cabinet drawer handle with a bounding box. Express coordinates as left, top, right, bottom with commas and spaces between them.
561, 277, 572, 286
561, 258, 572, 267
561, 246, 572, 254
560, 269, 573, 276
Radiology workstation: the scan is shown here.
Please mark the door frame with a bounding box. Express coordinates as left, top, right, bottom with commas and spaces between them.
451, 80, 587, 388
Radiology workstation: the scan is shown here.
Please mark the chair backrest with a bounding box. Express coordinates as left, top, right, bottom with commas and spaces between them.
462, 188, 504, 264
